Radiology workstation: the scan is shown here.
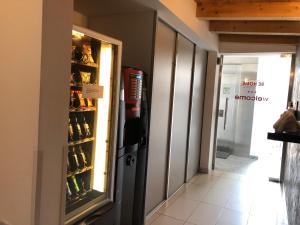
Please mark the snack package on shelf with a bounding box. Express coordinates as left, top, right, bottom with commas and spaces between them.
78, 92, 86, 107
82, 44, 94, 64
80, 71, 91, 84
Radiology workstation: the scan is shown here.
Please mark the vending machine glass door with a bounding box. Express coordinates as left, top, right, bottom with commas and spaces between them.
65, 26, 121, 224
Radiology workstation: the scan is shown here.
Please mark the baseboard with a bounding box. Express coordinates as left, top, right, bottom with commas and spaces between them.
145, 200, 166, 221
199, 167, 209, 174
145, 183, 188, 220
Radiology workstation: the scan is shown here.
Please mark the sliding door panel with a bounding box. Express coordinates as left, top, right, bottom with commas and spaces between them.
168, 34, 194, 197
145, 21, 176, 213
186, 47, 208, 181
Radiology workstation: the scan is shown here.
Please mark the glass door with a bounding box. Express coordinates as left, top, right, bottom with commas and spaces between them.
215, 54, 292, 180
65, 27, 121, 224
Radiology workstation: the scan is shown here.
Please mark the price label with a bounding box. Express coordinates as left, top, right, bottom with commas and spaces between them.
82, 84, 104, 99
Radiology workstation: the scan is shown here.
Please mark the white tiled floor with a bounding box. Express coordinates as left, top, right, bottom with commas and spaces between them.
146, 166, 288, 225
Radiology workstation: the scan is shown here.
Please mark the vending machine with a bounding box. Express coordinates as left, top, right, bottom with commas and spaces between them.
115, 67, 150, 225
64, 26, 122, 225
132, 71, 149, 225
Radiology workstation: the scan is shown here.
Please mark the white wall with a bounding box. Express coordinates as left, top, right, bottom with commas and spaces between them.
0, 1, 43, 225
0, 1, 72, 225
200, 51, 219, 172
251, 55, 291, 157
135, 0, 218, 51
158, 0, 218, 51
35, 0, 73, 225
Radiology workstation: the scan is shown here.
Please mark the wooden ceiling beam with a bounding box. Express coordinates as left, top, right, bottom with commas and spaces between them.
196, 0, 300, 2
209, 21, 300, 35
196, 1, 300, 20
219, 34, 298, 45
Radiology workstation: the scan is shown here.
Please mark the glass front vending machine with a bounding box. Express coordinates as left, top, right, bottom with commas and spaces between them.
65, 26, 122, 225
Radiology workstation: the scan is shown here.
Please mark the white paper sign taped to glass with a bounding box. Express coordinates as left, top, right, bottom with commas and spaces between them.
82, 84, 104, 99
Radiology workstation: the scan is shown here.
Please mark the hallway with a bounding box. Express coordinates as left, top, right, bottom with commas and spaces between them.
146, 168, 288, 225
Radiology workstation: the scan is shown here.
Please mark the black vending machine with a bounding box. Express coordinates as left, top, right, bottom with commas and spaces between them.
115, 67, 149, 225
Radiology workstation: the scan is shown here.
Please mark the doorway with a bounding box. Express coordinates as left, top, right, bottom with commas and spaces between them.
215, 53, 293, 180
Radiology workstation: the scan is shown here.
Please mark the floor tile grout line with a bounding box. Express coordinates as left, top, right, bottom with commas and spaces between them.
156, 214, 187, 224
214, 207, 251, 225
183, 200, 202, 224
159, 197, 201, 222
147, 213, 159, 225
213, 206, 226, 225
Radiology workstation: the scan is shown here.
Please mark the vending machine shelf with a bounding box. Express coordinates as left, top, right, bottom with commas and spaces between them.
69, 107, 96, 113
71, 60, 99, 68
68, 137, 95, 146
67, 166, 93, 178
66, 190, 104, 214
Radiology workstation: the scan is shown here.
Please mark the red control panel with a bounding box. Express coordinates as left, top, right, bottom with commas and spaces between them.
123, 67, 143, 119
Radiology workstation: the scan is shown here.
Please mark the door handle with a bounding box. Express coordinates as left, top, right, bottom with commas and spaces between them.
224, 97, 228, 130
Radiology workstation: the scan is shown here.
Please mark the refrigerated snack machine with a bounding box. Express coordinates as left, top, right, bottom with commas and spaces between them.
65, 25, 122, 225
64, 26, 149, 225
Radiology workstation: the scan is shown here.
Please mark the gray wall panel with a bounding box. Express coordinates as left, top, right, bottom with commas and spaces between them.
186, 47, 207, 181
88, 11, 156, 75
145, 21, 176, 213
168, 34, 194, 196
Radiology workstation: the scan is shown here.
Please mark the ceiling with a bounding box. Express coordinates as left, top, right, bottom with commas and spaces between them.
74, 0, 153, 17
195, 0, 300, 42
74, 0, 300, 45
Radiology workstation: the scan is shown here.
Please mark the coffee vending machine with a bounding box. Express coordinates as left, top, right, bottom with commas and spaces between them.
115, 67, 149, 225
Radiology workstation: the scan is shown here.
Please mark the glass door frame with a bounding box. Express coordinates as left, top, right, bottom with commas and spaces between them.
212, 55, 223, 170
212, 53, 296, 184
63, 25, 122, 225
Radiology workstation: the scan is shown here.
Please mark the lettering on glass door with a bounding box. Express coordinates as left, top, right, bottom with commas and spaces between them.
235, 80, 269, 102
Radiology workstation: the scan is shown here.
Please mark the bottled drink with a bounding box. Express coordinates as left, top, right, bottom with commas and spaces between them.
71, 175, 80, 194
75, 117, 84, 140
68, 147, 80, 171
82, 116, 92, 137
67, 156, 71, 173
67, 177, 78, 197
66, 181, 72, 199
82, 172, 91, 191
68, 118, 74, 141
77, 146, 88, 169
77, 175, 87, 194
